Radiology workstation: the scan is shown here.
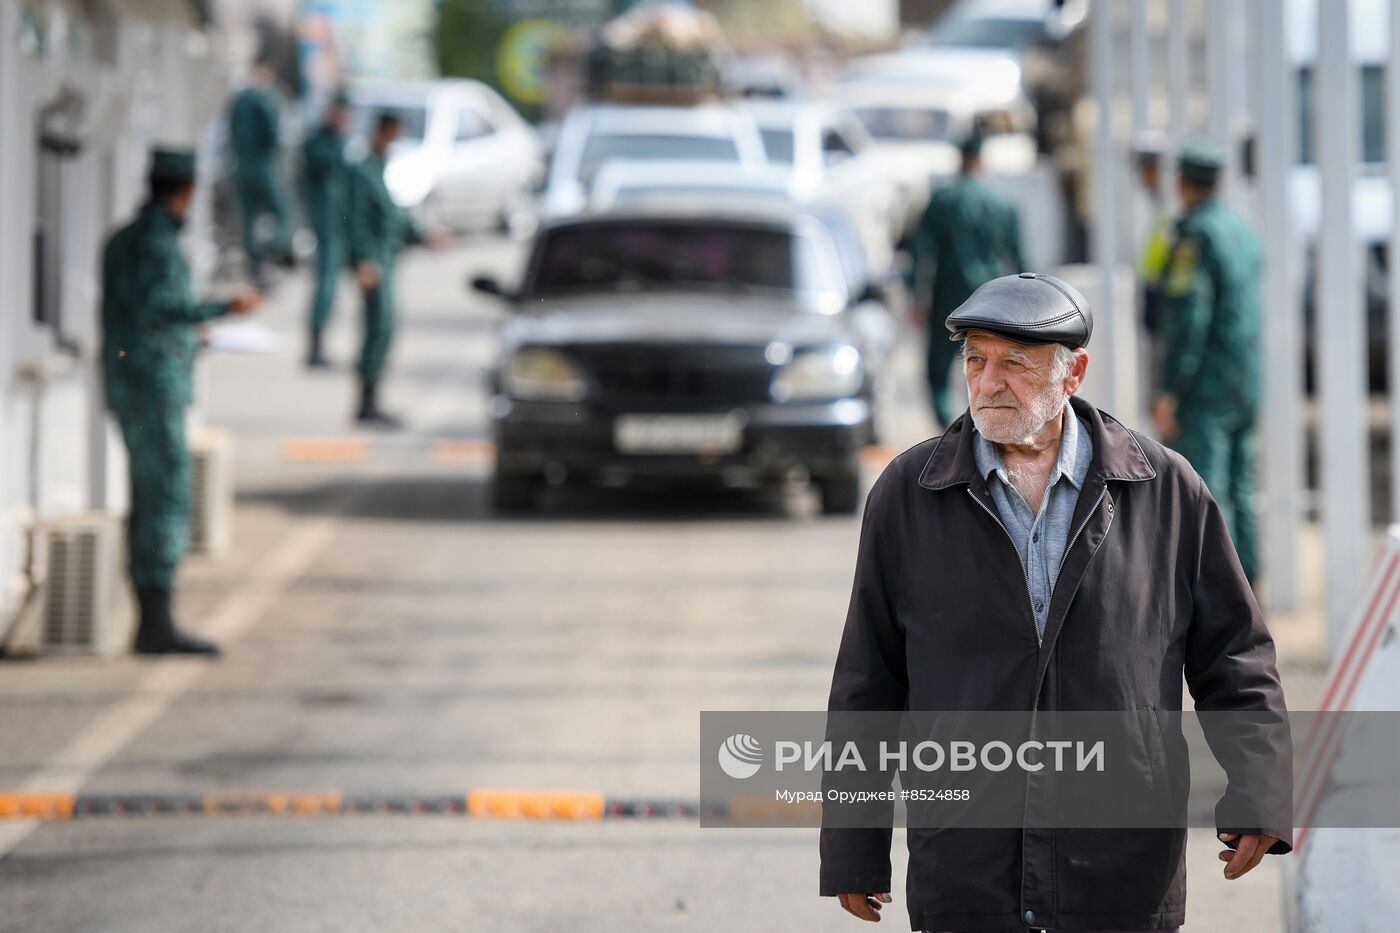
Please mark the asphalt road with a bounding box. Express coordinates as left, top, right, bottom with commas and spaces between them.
0, 237, 1295, 932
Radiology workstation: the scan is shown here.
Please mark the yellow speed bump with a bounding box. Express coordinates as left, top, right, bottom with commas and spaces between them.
204, 791, 342, 816
284, 438, 369, 464
467, 789, 604, 820
429, 439, 495, 465
0, 793, 75, 820
727, 795, 822, 823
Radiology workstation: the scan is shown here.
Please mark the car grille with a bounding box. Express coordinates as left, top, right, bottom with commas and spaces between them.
574, 344, 774, 408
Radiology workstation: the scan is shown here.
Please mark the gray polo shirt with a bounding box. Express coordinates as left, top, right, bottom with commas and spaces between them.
972, 400, 1094, 639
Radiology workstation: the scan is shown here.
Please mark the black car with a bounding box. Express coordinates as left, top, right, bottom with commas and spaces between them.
473, 205, 896, 514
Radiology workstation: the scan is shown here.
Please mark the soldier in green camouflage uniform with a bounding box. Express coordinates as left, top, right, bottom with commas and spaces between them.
1153, 141, 1263, 583
910, 133, 1026, 428
347, 112, 443, 426
101, 149, 262, 655
301, 91, 353, 368
228, 58, 291, 287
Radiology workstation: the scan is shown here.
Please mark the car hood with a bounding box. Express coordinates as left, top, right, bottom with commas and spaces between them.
500, 293, 853, 350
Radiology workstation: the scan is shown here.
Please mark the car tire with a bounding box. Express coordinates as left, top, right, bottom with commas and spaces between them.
817, 462, 862, 516
492, 471, 538, 513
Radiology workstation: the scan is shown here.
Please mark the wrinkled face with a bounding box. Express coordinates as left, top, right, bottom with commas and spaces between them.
963, 331, 1073, 444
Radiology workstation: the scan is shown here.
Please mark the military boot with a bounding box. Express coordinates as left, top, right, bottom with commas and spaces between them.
355, 379, 402, 429
306, 329, 329, 369
133, 587, 221, 656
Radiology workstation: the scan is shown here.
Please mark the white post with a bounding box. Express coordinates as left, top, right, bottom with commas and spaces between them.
1131, 0, 1151, 133
1317, 0, 1370, 657
1253, 0, 1303, 611
1091, 0, 1120, 413
1166, 0, 1189, 208
1388, 0, 1400, 533
0, 0, 21, 618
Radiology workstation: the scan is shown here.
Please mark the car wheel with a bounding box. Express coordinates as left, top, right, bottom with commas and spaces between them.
817, 462, 862, 516
492, 471, 539, 513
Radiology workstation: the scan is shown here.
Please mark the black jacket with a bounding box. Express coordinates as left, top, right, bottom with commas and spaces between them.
819, 396, 1290, 932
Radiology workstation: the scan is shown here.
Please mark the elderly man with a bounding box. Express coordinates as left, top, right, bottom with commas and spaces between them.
820, 273, 1290, 932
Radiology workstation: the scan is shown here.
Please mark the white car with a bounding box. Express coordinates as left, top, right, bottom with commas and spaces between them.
836, 59, 1039, 237
743, 100, 899, 272
348, 80, 542, 234
588, 160, 797, 214
542, 104, 768, 218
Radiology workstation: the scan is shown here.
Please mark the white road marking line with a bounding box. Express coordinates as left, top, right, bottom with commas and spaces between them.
0, 500, 348, 859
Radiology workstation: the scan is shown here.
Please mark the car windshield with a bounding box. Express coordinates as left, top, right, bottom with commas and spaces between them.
759, 127, 796, 163
351, 104, 430, 143
928, 16, 1045, 49
578, 134, 741, 185
527, 222, 834, 306
853, 107, 953, 142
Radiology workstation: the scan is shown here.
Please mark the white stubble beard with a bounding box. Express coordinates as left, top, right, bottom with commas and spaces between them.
970, 384, 1068, 445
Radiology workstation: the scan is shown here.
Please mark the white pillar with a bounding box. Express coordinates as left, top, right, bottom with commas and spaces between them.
1388, 0, 1400, 532
1091, 0, 1120, 413
0, 0, 21, 617
1253, 0, 1303, 612
1207, 0, 1232, 143
1166, 0, 1189, 209
1316, 0, 1370, 656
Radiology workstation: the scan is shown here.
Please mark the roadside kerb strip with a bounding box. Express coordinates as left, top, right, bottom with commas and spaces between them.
0, 791, 690, 821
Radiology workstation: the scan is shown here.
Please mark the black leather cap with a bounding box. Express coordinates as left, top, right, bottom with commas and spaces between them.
944, 272, 1093, 349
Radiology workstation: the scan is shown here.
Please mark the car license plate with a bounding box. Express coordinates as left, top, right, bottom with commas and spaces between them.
613, 414, 743, 455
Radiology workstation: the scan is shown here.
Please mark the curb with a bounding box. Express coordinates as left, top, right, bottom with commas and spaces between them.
0, 791, 702, 822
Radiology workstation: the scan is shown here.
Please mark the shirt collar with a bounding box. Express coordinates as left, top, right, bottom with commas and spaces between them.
972, 399, 1089, 491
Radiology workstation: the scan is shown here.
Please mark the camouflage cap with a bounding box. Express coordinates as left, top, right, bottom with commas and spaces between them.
148, 148, 197, 183
1178, 138, 1225, 185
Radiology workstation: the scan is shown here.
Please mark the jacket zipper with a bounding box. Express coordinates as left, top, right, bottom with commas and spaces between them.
1056, 487, 1109, 583
967, 485, 1110, 649
966, 487, 1041, 646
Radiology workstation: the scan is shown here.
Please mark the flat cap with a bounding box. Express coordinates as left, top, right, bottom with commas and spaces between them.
945, 272, 1093, 349
1178, 138, 1225, 184
148, 148, 197, 183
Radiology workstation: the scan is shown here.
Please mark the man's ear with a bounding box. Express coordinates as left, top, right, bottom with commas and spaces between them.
1067, 348, 1090, 393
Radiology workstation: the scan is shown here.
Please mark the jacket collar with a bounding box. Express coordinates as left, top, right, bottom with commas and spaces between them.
141, 200, 185, 231
918, 394, 1156, 490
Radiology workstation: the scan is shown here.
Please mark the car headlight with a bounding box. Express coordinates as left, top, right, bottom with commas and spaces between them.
502, 348, 588, 401
771, 345, 863, 402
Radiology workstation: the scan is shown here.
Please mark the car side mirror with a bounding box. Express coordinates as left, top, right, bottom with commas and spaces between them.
471, 275, 510, 299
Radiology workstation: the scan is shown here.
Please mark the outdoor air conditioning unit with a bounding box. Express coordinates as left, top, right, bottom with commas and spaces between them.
42, 512, 131, 656
189, 426, 232, 557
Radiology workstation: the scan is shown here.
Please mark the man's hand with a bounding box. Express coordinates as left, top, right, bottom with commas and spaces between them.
836, 892, 891, 922
425, 229, 451, 251
358, 260, 382, 290
228, 289, 264, 315
1152, 394, 1179, 441
1217, 833, 1278, 880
